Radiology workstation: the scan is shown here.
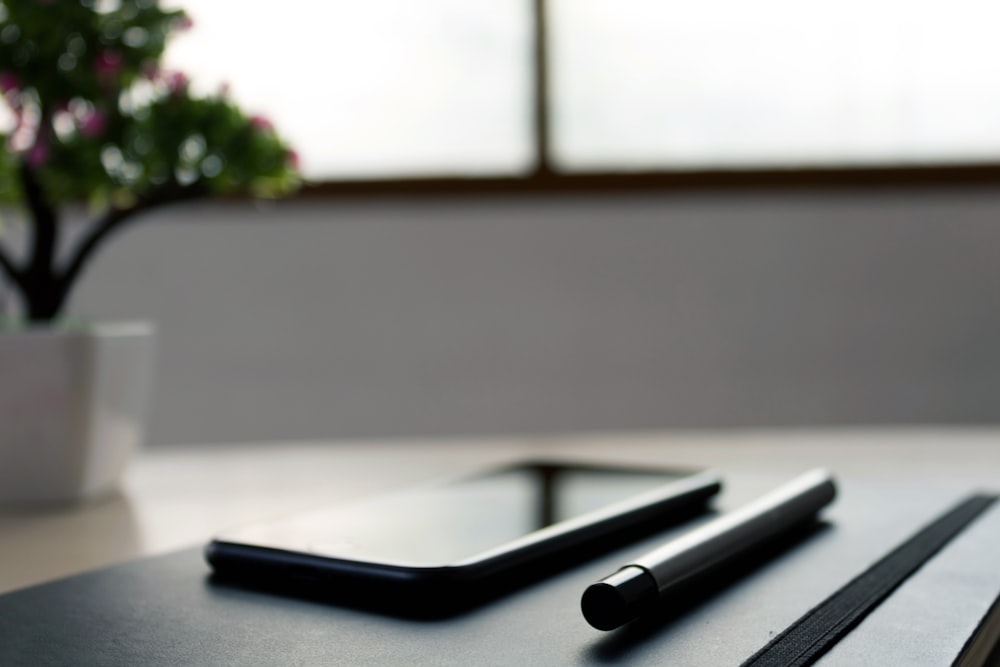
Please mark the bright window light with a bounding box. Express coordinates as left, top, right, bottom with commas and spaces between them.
164, 0, 534, 179
550, 0, 1000, 170
8, 1, 1000, 179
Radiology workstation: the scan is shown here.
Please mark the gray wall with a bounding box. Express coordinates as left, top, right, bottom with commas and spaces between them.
39, 187, 1000, 445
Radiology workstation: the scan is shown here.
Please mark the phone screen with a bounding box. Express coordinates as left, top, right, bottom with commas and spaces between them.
215, 462, 694, 568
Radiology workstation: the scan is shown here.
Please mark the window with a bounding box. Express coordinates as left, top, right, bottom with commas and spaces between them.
165, 0, 533, 179
550, 0, 1000, 171
165, 0, 1000, 180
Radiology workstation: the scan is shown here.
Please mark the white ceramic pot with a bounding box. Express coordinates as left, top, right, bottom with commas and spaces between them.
0, 322, 155, 505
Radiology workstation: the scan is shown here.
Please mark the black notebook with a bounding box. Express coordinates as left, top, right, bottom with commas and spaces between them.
1, 484, 997, 666
818, 500, 1000, 666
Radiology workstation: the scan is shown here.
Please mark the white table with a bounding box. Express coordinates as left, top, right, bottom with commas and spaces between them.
3, 427, 998, 595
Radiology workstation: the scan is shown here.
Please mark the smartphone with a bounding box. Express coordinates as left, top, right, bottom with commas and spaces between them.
205, 460, 721, 615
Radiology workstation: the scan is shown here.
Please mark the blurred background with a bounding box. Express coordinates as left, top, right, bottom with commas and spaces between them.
13, 0, 1000, 445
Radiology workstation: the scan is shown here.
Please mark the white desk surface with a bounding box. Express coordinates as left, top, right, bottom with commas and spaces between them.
2, 427, 998, 596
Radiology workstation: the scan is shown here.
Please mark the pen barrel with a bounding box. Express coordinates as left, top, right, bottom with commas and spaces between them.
637, 468, 836, 593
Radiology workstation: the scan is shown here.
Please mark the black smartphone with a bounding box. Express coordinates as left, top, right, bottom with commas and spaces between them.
205, 460, 721, 615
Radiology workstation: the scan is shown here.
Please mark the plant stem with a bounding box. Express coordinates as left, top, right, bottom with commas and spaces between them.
17, 160, 66, 321
5, 163, 207, 321
56, 182, 208, 309
20, 162, 58, 276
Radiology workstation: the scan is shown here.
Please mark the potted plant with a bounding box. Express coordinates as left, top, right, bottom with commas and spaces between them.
0, 0, 299, 504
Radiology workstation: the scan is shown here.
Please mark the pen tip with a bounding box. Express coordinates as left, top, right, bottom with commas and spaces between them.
581, 566, 658, 631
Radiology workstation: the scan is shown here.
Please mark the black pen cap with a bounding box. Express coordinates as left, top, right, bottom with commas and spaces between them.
581, 565, 659, 631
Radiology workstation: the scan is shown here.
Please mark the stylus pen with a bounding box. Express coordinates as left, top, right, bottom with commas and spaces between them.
581, 468, 837, 631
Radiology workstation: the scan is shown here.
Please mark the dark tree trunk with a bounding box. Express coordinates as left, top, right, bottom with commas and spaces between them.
2, 164, 208, 323
18, 161, 65, 322
20, 274, 68, 322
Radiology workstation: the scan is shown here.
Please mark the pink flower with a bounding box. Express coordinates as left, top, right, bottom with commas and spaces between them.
0, 71, 19, 93
174, 13, 194, 31
141, 60, 160, 80
285, 149, 300, 170
79, 110, 106, 137
27, 140, 50, 168
94, 51, 124, 79
164, 70, 189, 95
250, 115, 274, 132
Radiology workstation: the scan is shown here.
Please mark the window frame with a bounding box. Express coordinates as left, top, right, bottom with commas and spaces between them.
299, 0, 1000, 197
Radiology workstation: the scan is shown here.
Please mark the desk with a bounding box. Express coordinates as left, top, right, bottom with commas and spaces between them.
3, 426, 998, 596
3, 427, 1000, 666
